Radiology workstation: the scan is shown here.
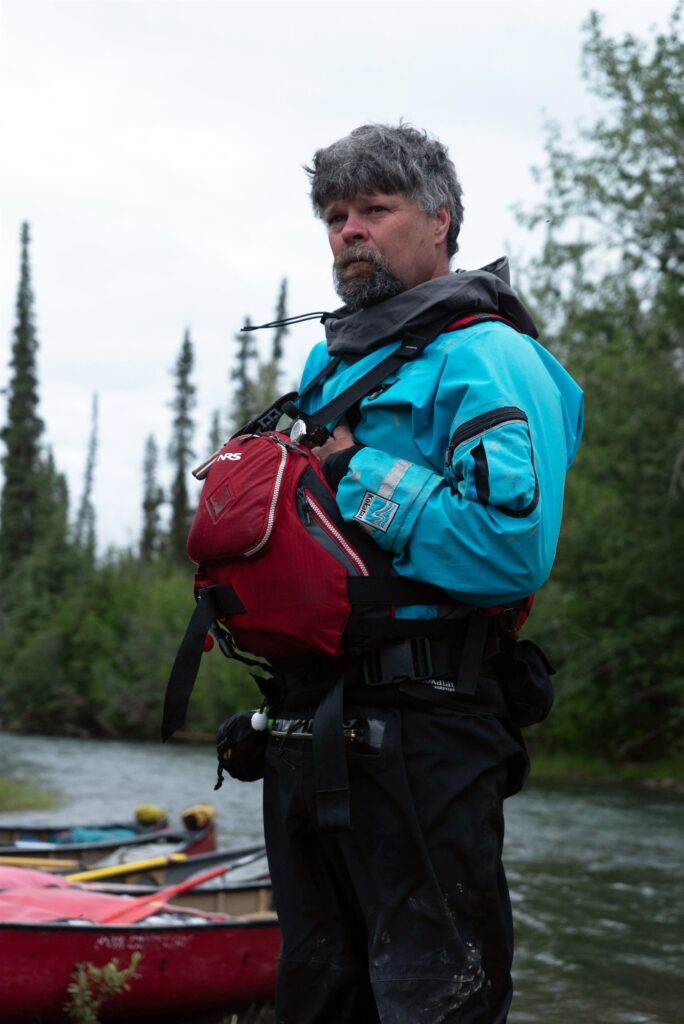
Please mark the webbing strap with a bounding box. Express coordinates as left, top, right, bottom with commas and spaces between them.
456, 610, 490, 695
312, 676, 351, 833
161, 586, 245, 741
347, 576, 470, 608
292, 312, 512, 432
298, 331, 435, 432
346, 617, 464, 638
232, 391, 299, 439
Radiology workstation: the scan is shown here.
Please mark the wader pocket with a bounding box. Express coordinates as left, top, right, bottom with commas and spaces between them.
215, 711, 269, 784
502, 639, 555, 727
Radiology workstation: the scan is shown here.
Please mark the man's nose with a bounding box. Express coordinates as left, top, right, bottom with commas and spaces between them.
341, 213, 368, 244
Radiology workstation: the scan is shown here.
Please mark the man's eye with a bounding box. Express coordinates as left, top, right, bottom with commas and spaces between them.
327, 214, 346, 226
368, 206, 388, 214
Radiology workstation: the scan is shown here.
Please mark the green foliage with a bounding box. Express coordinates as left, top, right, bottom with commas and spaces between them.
271, 279, 289, 364
73, 393, 99, 559
525, 4, 683, 290
0, 551, 257, 737
228, 280, 289, 433
0, 774, 59, 811
520, 3, 684, 762
228, 316, 259, 433
2, 13, 681, 774
167, 329, 197, 565
0, 223, 45, 570
64, 953, 142, 1024
140, 434, 164, 561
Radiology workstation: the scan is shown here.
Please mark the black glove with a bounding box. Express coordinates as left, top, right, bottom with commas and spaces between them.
215, 711, 269, 787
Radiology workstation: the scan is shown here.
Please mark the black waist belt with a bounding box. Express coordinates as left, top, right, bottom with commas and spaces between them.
359, 619, 498, 692
271, 715, 385, 754
306, 612, 499, 835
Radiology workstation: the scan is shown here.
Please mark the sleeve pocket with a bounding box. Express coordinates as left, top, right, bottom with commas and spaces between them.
446, 406, 539, 517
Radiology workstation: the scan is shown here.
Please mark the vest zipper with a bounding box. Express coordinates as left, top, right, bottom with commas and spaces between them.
303, 492, 370, 577
244, 441, 288, 557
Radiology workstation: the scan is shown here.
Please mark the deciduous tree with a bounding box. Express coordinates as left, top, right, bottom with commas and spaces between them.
521, 3, 684, 760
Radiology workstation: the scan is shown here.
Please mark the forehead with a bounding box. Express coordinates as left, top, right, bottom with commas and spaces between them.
323, 190, 411, 211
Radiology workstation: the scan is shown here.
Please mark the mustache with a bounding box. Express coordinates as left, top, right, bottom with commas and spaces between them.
333, 244, 390, 273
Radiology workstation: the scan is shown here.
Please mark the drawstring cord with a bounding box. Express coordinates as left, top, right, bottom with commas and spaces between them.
241, 311, 342, 331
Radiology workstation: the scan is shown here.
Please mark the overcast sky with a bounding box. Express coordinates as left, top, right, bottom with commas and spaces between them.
0, 0, 674, 550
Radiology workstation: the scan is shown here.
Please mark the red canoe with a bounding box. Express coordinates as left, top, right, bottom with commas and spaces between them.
0, 866, 280, 1021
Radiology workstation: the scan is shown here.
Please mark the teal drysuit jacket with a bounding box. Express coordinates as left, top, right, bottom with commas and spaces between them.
296, 267, 584, 614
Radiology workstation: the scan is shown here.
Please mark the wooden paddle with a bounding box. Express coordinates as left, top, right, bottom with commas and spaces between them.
0, 855, 81, 871
67, 843, 267, 884
96, 864, 230, 924
66, 852, 187, 883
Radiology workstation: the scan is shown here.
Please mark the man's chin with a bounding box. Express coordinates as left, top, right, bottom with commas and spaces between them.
333, 264, 406, 312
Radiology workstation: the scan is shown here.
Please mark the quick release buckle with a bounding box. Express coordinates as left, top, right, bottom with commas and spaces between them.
498, 607, 520, 637
290, 418, 330, 449
362, 638, 433, 687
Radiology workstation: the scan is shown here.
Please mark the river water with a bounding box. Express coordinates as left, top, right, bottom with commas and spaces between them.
1, 732, 682, 1024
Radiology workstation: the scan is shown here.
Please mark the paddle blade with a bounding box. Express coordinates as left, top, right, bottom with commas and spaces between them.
96, 865, 229, 925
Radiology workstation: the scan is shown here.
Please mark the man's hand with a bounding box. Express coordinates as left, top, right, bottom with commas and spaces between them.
311, 419, 355, 465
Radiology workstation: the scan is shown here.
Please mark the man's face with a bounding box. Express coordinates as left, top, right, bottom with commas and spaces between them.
324, 191, 451, 311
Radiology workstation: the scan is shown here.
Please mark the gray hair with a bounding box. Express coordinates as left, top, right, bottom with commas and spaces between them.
305, 123, 464, 258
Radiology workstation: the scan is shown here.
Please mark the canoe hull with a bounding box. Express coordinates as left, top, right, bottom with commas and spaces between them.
0, 821, 217, 867
99, 880, 274, 916
0, 917, 280, 1021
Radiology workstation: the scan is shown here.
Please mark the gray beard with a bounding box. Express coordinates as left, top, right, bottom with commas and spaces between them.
333, 245, 406, 312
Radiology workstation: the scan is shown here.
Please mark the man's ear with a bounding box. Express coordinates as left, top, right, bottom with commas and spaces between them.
434, 205, 451, 246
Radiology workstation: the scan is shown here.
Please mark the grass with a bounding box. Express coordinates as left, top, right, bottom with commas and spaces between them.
0, 773, 60, 812
529, 750, 684, 791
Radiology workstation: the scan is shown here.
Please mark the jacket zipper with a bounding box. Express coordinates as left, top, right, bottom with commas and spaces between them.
244, 441, 288, 557
447, 406, 528, 464
302, 491, 370, 577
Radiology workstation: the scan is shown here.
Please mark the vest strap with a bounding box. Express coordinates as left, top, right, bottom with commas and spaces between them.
161, 586, 245, 741
313, 676, 351, 833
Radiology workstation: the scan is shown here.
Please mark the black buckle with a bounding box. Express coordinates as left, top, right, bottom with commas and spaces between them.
210, 623, 237, 660
362, 638, 433, 686
498, 607, 519, 637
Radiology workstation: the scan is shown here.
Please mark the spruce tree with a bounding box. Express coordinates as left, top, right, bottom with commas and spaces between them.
207, 410, 224, 454
167, 330, 196, 564
140, 434, 164, 561
256, 278, 289, 410
74, 393, 98, 558
272, 278, 289, 368
240, 280, 290, 421
228, 317, 258, 433
0, 222, 44, 569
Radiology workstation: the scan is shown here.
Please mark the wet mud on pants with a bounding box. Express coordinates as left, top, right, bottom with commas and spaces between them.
263, 698, 528, 1024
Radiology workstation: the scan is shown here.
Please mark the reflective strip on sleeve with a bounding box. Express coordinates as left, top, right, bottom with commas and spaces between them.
378, 459, 411, 500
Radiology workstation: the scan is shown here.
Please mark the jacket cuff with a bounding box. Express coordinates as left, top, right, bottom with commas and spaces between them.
335, 446, 440, 552
322, 444, 365, 491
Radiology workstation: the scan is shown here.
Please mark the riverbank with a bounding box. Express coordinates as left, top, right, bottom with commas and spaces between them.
0, 774, 60, 812
1, 746, 683, 815
528, 749, 684, 794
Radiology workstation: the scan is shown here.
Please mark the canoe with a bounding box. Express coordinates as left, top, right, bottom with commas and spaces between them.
69, 841, 269, 884
0, 804, 217, 868
0, 865, 280, 1021
75, 844, 273, 916
96, 875, 273, 916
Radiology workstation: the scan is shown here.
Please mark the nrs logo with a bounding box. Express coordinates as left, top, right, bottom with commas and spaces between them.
218, 452, 242, 462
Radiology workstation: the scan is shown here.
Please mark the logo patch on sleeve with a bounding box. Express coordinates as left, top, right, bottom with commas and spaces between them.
353, 491, 399, 533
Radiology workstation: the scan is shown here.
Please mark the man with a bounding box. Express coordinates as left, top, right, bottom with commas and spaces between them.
262, 123, 583, 1023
